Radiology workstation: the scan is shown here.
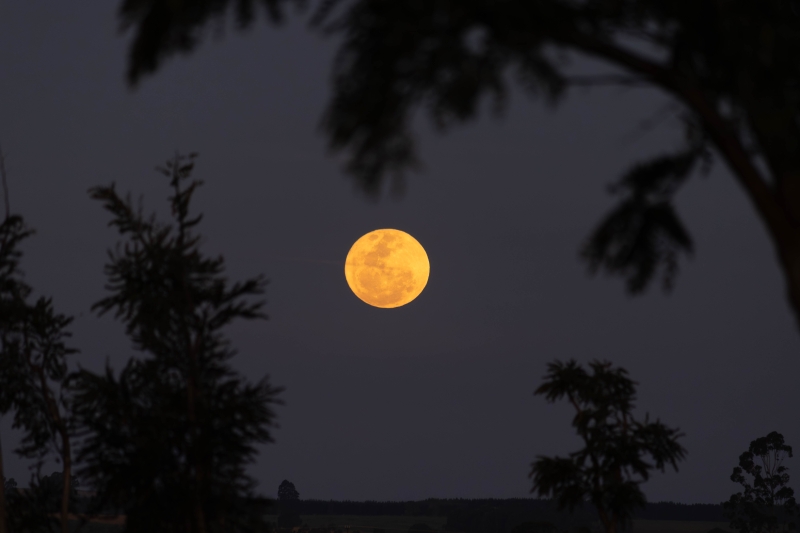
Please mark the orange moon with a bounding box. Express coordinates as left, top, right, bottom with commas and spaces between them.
344, 229, 430, 308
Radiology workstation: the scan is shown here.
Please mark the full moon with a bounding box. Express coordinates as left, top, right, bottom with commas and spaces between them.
345, 229, 430, 308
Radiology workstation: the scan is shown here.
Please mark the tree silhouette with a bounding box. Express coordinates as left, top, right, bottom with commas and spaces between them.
278, 480, 301, 528
2, 295, 78, 533
530, 359, 686, 533
0, 213, 31, 533
67, 152, 283, 533
723, 431, 799, 533
116, 0, 800, 331
0, 200, 79, 533
278, 480, 300, 502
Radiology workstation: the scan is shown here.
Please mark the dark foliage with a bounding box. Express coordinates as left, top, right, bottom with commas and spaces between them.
0, 214, 33, 533
118, 0, 301, 86
303, 0, 729, 294
530, 360, 687, 533
581, 140, 711, 293
304, 0, 800, 303
263, 498, 724, 522
0, 210, 79, 533
0, 472, 83, 533
279, 480, 300, 502
0, 215, 35, 414
31, 472, 80, 514
67, 152, 283, 533
113, 0, 800, 311
723, 431, 799, 533
4, 487, 57, 533
2, 296, 77, 466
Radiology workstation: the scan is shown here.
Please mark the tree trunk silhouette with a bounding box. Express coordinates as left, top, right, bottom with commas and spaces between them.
32, 359, 72, 533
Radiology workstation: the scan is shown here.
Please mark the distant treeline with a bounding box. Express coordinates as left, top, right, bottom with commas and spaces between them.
272, 498, 725, 522
634, 502, 725, 521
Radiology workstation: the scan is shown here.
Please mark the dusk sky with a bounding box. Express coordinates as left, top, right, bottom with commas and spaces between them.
1, 1, 799, 505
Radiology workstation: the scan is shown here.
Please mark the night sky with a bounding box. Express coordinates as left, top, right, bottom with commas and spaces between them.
1, 1, 799, 505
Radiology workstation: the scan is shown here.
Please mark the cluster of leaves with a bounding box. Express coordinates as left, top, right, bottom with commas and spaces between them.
530, 360, 686, 533
723, 431, 799, 533
118, 0, 300, 85
581, 135, 712, 294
